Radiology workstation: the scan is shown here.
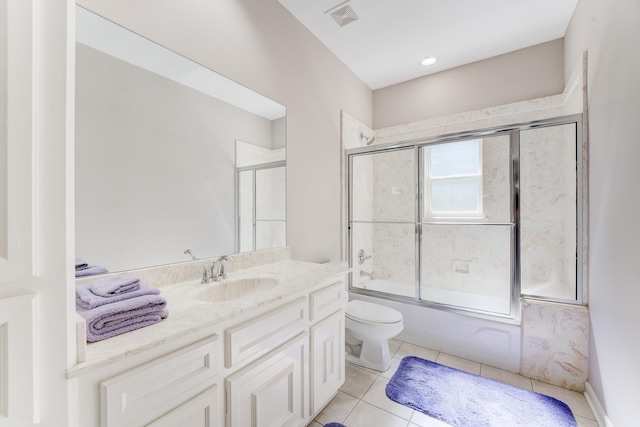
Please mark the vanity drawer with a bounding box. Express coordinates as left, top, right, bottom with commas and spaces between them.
310, 280, 346, 322
100, 335, 218, 427
225, 297, 307, 368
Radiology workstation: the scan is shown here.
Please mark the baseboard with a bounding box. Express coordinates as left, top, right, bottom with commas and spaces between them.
584, 381, 613, 427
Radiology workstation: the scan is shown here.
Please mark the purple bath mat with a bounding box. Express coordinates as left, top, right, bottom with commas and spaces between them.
386, 356, 577, 427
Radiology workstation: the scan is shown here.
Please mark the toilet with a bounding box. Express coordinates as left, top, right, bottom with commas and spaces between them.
345, 300, 404, 371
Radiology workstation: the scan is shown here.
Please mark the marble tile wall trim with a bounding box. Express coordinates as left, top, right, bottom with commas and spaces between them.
75, 247, 291, 288
520, 299, 589, 392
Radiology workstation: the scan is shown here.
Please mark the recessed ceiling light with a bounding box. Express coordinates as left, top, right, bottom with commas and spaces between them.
420, 56, 438, 67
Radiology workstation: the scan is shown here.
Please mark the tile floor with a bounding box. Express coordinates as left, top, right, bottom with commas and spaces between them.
308, 339, 599, 427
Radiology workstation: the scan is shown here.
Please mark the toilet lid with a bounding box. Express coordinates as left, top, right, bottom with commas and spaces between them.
346, 300, 402, 324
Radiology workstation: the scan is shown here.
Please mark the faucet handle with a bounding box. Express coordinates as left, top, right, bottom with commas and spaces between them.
199, 265, 210, 284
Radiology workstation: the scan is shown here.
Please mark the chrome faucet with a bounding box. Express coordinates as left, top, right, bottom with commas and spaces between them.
184, 249, 198, 260
210, 255, 231, 281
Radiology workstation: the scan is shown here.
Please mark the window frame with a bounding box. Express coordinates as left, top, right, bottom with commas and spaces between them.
422, 139, 484, 220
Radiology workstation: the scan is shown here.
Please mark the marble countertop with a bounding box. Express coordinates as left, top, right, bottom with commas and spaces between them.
67, 260, 350, 378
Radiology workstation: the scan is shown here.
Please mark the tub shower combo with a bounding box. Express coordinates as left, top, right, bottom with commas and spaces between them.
347, 116, 583, 323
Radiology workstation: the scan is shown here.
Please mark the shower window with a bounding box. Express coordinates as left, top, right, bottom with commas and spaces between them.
424, 139, 483, 219
347, 115, 583, 321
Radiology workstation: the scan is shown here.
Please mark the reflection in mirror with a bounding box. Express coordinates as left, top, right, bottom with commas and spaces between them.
236, 141, 286, 252
75, 7, 286, 274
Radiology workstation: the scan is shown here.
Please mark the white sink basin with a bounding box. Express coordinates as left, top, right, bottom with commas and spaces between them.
195, 277, 280, 302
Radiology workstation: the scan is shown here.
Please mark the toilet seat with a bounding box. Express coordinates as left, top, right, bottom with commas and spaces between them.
346, 300, 402, 324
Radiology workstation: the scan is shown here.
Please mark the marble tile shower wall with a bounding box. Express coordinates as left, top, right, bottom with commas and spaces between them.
520, 125, 577, 298
345, 113, 578, 302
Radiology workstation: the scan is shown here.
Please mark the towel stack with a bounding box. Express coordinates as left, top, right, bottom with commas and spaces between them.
76, 275, 169, 342
75, 258, 109, 277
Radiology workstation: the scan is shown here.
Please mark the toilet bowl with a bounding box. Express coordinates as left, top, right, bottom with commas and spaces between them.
345, 300, 403, 371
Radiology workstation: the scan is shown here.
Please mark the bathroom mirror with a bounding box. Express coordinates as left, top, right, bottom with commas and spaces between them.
75, 6, 286, 273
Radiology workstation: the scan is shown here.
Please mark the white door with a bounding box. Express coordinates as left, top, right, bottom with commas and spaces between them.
0, 0, 74, 426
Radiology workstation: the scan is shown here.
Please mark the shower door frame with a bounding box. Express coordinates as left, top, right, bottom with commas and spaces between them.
346, 114, 584, 323
236, 160, 286, 253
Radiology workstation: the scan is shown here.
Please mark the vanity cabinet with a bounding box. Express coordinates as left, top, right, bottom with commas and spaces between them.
100, 335, 219, 427
147, 385, 219, 427
73, 270, 348, 427
224, 279, 347, 426
309, 281, 346, 415
226, 333, 309, 427
310, 310, 345, 415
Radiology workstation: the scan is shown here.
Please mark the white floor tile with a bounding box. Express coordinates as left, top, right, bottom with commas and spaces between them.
361, 376, 413, 420
394, 342, 439, 362
575, 415, 600, 427
339, 363, 378, 399
314, 390, 358, 425
389, 338, 402, 357
379, 356, 402, 379
531, 379, 595, 420
435, 352, 481, 375
480, 364, 533, 391
344, 401, 409, 427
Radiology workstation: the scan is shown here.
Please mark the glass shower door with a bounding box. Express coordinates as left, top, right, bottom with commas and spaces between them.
349, 148, 416, 298
237, 163, 286, 252
419, 135, 514, 315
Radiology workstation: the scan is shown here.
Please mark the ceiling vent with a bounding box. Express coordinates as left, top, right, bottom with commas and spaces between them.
326, 2, 359, 28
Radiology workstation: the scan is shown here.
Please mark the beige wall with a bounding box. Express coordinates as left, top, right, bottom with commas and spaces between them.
77, 0, 373, 263
565, 0, 640, 424
373, 39, 565, 128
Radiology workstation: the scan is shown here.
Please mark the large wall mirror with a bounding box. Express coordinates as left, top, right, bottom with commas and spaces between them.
75, 6, 286, 274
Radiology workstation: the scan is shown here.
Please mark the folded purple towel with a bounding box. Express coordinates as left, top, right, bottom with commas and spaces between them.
76, 282, 160, 310
89, 275, 141, 297
76, 294, 169, 342
75, 258, 89, 270
75, 265, 109, 277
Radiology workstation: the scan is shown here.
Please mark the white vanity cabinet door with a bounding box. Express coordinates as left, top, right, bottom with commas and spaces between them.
100, 335, 218, 427
309, 280, 344, 322
146, 385, 219, 427
225, 297, 306, 368
226, 333, 309, 427
310, 310, 345, 415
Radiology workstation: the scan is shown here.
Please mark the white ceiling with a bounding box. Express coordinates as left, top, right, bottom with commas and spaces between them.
277, 0, 579, 90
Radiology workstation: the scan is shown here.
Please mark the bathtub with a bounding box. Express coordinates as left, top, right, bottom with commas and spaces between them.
354, 278, 414, 297
350, 279, 521, 372
354, 279, 511, 314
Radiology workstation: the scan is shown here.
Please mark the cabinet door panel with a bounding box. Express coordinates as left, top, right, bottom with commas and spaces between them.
309, 281, 344, 322
310, 310, 345, 415
225, 297, 306, 368
226, 333, 308, 427
146, 385, 219, 427
101, 336, 218, 427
